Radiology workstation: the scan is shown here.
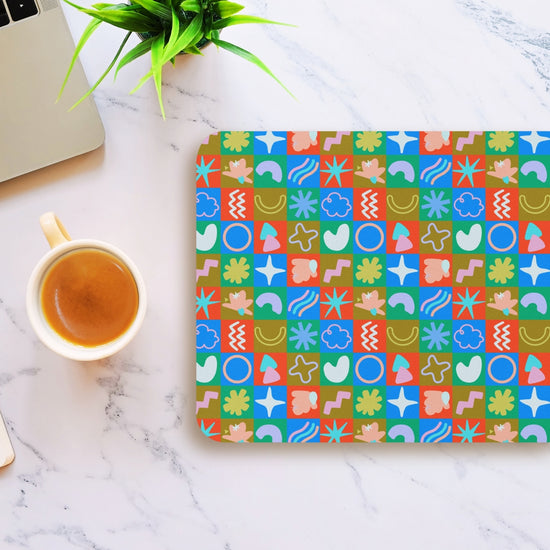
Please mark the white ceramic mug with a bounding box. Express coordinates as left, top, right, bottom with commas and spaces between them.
26, 212, 147, 361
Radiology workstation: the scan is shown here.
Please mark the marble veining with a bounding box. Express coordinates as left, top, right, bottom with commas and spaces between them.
1, 0, 550, 548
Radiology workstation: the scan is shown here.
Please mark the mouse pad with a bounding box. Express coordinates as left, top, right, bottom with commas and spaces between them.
195, 131, 550, 443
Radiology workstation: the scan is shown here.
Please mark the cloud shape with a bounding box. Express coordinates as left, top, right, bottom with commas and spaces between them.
196, 324, 220, 350
453, 192, 484, 218
321, 192, 352, 218
321, 323, 352, 350
197, 192, 220, 218
454, 323, 484, 350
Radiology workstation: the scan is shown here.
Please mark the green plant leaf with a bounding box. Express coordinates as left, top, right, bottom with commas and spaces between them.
57, 17, 102, 102
129, 0, 172, 20
115, 36, 155, 79
69, 31, 132, 111
64, 0, 160, 32
211, 37, 293, 97
151, 32, 166, 119
179, 0, 199, 12
162, 6, 180, 58
162, 11, 202, 62
213, 15, 294, 30
215, 1, 244, 18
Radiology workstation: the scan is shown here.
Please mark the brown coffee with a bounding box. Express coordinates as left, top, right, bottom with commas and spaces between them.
40, 248, 139, 347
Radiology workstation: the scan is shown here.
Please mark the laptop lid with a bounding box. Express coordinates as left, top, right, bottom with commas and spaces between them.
0, 0, 104, 182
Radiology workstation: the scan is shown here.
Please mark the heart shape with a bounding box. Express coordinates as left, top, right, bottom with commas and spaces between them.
323, 224, 350, 251
456, 223, 482, 251
456, 355, 482, 384
196, 223, 217, 251
323, 356, 350, 384
196, 355, 218, 384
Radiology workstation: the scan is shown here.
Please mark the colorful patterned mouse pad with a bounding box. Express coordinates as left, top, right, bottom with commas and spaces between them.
195, 131, 550, 443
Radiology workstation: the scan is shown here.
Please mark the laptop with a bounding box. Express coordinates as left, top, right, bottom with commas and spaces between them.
0, 0, 104, 182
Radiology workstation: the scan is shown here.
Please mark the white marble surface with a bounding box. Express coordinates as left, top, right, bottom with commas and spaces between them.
2, 0, 550, 548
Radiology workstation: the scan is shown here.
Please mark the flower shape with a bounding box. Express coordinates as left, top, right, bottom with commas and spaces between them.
423, 131, 450, 152
355, 422, 386, 442
222, 159, 253, 184
487, 158, 518, 184
223, 131, 250, 152
355, 131, 382, 152
223, 389, 250, 416
291, 390, 318, 415
488, 131, 515, 152
487, 290, 518, 316
291, 131, 318, 152
354, 159, 385, 184
356, 257, 383, 284
222, 290, 253, 316
355, 291, 385, 315
223, 257, 250, 284
222, 422, 253, 443
488, 389, 515, 416
488, 257, 515, 284
356, 389, 383, 416
487, 422, 518, 443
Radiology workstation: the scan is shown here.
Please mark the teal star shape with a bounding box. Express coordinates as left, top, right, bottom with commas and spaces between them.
453, 420, 484, 443
196, 288, 219, 319
200, 420, 220, 439
323, 420, 352, 442
453, 288, 484, 318
196, 156, 218, 187
321, 289, 352, 318
320, 156, 352, 187
453, 156, 484, 187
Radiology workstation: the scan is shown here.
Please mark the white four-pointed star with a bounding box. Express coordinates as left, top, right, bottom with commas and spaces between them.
388, 388, 418, 418
388, 131, 418, 154
255, 131, 285, 154
520, 255, 550, 285
255, 387, 285, 418
520, 388, 550, 417
388, 255, 418, 286
520, 131, 550, 154
255, 255, 285, 285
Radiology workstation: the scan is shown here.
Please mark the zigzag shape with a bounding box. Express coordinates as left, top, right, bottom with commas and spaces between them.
493, 189, 511, 220
196, 259, 218, 282
229, 321, 246, 351
323, 391, 352, 415
323, 131, 350, 151
323, 259, 351, 283
361, 321, 378, 351
455, 390, 484, 415
361, 190, 379, 219
196, 391, 219, 414
456, 259, 484, 283
494, 321, 511, 351
456, 131, 483, 151
228, 189, 246, 219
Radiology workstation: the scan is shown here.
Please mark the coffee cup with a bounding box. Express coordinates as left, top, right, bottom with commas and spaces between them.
26, 212, 147, 361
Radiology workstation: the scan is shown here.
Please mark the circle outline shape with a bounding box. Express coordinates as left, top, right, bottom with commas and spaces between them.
487, 354, 517, 384
487, 223, 517, 253
355, 354, 385, 384
222, 223, 252, 252
223, 354, 252, 384
355, 223, 385, 252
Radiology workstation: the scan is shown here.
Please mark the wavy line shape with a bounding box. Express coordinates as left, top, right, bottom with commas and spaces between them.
289, 289, 318, 315
388, 425, 415, 442
456, 259, 484, 283
494, 321, 511, 351
521, 293, 548, 315
196, 259, 218, 282
520, 326, 550, 347
424, 291, 448, 316
323, 259, 352, 283
421, 158, 442, 180
429, 161, 451, 186
196, 391, 218, 414
288, 158, 309, 180
388, 160, 415, 182
298, 293, 319, 316
387, 326, 419, 347
456, 391, 484, 415
456, 131, 483, 151
298, 161, 320, 186
520, 424, 548, 443
388, 292, 415, 314
420, 290, 442, 312
228, 189, 246, 219
430, 293, 452, 317
323, 391, 352, 415
288, 421, 311, 442
387, 194, 419, 214
256, 160, 283, 183
361, 190, 379, 219
519, 194, 550, 215
323, 131, 351, 151
255, 292, 283, 315
493, 189, 511, 220
254, 194, 287, 214
254, 326, 287, 347
420, 421, 452, 443
521, 160, 548, 183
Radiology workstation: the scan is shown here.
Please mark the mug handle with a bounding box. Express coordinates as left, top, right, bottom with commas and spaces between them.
40, 212, 71, 249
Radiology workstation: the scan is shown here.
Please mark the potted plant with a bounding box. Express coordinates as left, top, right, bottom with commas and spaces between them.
59, 0, 292, 117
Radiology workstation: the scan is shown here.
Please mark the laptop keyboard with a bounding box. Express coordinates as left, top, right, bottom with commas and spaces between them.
0, 0, 38, 26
